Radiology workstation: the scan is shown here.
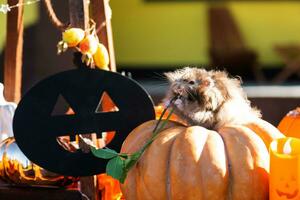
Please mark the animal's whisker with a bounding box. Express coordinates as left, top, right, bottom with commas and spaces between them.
150, 82, 170, 88
152, 72, 168, 81
151, 83, 169, 88
147, 85, 170, 93
153, 83, 169, 87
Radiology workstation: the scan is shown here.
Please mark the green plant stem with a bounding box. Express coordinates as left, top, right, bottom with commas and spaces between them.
139, 108, 174, 154
152, 105, 169, 133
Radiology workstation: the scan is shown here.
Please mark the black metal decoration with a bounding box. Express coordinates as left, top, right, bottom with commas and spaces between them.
13, 69, 155, 176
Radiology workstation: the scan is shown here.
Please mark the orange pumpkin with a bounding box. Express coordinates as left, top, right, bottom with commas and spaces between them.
278, 107, 300, 138
120, 119, 284, 200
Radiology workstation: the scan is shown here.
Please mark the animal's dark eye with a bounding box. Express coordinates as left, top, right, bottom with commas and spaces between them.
189, 80, 195, 85
182, 79, 188, 82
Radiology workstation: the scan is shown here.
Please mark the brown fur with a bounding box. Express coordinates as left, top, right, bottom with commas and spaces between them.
163, 67, 261, 130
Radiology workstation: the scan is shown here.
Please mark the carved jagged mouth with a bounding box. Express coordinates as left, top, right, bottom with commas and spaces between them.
276, 189, 299, 199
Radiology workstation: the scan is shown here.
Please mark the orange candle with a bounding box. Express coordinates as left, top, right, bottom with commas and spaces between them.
270, 137, 300, 200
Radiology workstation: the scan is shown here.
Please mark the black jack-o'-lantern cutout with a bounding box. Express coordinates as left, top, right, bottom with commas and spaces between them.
13, 69, 155, 176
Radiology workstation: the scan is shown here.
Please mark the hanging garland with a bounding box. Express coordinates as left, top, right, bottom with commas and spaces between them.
0, 0, 41, 14
1, 0, 110, 70
57, 22, 110, 70
44, 0, 110, 70
43, 0, 68, 30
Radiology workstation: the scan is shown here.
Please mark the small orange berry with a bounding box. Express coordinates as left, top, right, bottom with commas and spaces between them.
79, 35, 98, 55
93, 43, 110, 70
62, 28, 85, 47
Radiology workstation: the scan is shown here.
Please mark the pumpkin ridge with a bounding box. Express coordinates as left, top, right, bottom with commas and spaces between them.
126, 166, 138, 199
219, 125, 269, 200
133, 162, 141, 199
135, 151, 152, 200
217, 130, 233, 200
137, 126, 184, 200
246, 139, 255, 199
242, 126, 268, 200
243, 126, 269, 200
166, 129, 183, 200
197, 128, 209, 200
219, 127, 253, 199
245, 119, 284, 148
199, 129, 228, 200
136, 149, 157, 200
223, 128, 248, 200
170, 126, 209, 199
189, 126, 209, 200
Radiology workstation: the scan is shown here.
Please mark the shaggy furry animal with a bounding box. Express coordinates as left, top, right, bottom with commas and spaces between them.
163, 67, 261, 130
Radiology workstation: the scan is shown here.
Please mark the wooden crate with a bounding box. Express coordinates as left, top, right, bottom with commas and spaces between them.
0, 180, 84, 200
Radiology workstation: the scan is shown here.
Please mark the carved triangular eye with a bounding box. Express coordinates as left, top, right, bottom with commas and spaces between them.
51, 95, 73, 116
95, 91, 119, 113
95, 92, 119, 147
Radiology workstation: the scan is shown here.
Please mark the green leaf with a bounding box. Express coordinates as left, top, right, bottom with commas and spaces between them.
124, 153, 141, 170
110, 152, 142, 183
91, 147, 119, 159
106, 156, 125, 181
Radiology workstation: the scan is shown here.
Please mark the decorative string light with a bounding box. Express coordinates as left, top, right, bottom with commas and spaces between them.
0, 0, 41, 14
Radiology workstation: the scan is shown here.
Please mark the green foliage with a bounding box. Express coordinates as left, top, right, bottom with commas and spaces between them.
91, 147, 119, 159
106, 156, 125, 181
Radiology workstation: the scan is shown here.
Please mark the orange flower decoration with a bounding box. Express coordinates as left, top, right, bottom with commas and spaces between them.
98, 174, 124, 200
154, 105, 182, 122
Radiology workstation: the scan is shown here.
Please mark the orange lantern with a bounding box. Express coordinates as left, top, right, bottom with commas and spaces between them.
270, 137, 300, 200
278, 107, 300, 138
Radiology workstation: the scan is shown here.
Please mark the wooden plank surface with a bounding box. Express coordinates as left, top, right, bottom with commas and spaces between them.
0, 186, 83, 200
0, 179, 83, 200
4, 0, 24, 103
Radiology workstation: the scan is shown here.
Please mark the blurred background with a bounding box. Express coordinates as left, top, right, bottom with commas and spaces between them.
0, 0, 299, 125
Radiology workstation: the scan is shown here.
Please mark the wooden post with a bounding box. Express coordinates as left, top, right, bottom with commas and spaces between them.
90, 0, 117, 135
4, 0, 24, 103
68, 1, 99, 200
69, 0, 89, 30
90, 0, 116, 71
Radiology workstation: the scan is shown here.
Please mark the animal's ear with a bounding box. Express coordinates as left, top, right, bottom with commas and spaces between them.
210, 70, 229, 81
211, 70, 244, 99
202, 77, 214, 87
211, 70, 242, 86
